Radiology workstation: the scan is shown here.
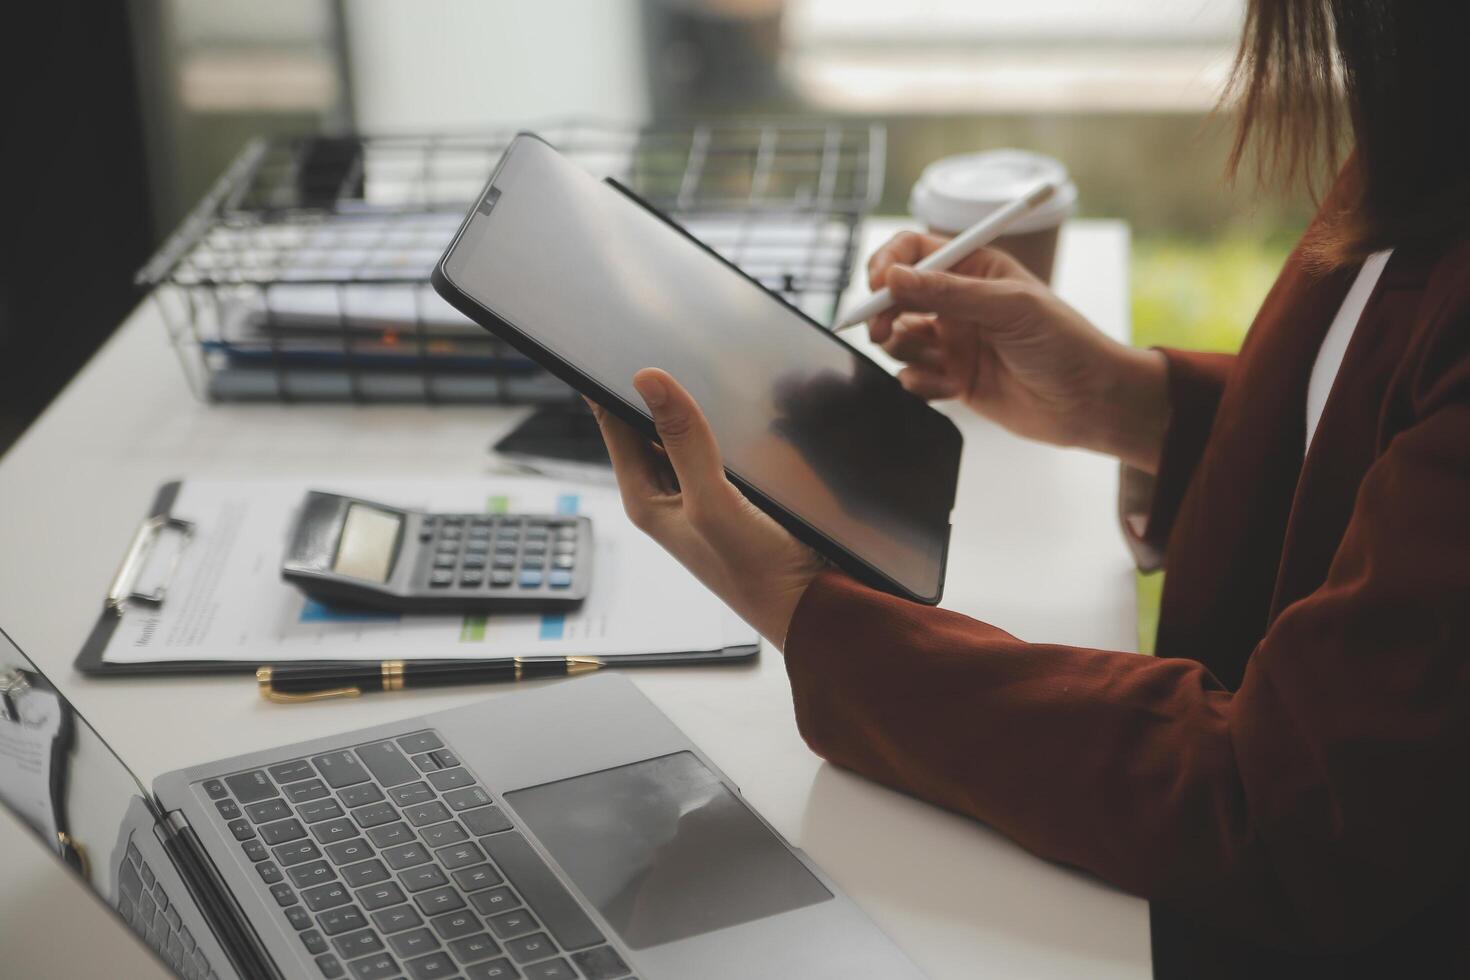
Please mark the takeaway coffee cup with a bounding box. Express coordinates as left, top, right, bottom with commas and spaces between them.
909, 149, 1078, 283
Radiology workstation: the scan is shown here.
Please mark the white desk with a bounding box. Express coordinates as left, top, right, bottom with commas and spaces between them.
0, 219, 1151, 979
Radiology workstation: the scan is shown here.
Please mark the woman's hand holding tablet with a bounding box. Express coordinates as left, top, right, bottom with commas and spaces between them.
588, 369, 827, 648
434, 134, 962, 604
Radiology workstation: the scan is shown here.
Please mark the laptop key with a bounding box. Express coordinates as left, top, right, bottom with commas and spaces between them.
448, 933, 501, 965
312, 751, 371, 789
314, 952, 345, 978
444, 787, 494, 813
371, 904, 423, 934
390, 782, 435, 807
469, 887, 518, 916
412, 752, 443, 773
225, 770, 278, 804
405, 951, 458, 979
336, 785, 384, 811
465, 958, 519, 979
227, 819, 256, 841
257, 861, 284, 884
416, 886, 467, 916
202, 779, 228, 800
244, 839, 269, 863
119, 860, 144, 901
275, 839, 324, 867
356, 740, 420, 787
351, 801, 399, 829
341, 859, 390, 888
436, 841, 485, 870
269, 883, 296, 907
388, 926, 441, 959
346, 951, 399, 980
396, 732, 444, 754
286, 779, 331, 804
427, 768, 474, 792
215, 799, 241, 821
487, 910, 539, 941
285, 906, 313, 931
523, 959, 577, 980
504, 933, 556, 965
571, 946, 631, 980
312, 818, 359, 845
269, 759, 314, 784
298, 799, 346, 824
289, 860, 337, 889
453, 864, 502, 893
331, 927, 385, 960
357, 882, 407, 911
366, 822, 415, 849
420, 821, 469, 849
430, 909, 482, 941
259, 818, 306, 846
482, 832, 604, 951
325, 838, 372, 866
383, 841, 431, 870
303, 881, 352, 912
460, 806, 513, 837
301, 929, 328, 955
246, 799, 292, 824
317, 904, 368, 936
400, 864, 449, 893
429, 750, 460, 769
403, 801, 451, 827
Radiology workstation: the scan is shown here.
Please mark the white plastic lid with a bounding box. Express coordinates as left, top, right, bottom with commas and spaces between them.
909, 149, 1078, 235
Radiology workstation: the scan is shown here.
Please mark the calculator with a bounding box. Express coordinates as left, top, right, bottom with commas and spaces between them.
282, 491, 592, 613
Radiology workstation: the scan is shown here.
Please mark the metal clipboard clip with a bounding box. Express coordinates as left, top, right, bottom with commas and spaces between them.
0, 668, 32, 722
107, 513, 196, 615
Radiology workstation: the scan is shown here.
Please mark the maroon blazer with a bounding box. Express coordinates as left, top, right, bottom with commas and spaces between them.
782, 192, 1470, 976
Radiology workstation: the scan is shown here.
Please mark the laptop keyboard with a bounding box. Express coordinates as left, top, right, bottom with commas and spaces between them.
117, 839, 219, 980
200, 729, 635, 980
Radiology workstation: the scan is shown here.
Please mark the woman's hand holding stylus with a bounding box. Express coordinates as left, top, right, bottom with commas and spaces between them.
867, 232, 1170, 473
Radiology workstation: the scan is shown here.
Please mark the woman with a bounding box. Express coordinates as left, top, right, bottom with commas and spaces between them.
590, 2, 1470, 975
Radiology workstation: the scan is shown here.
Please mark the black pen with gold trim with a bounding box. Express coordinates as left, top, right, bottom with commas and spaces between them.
256, 657, 603, 703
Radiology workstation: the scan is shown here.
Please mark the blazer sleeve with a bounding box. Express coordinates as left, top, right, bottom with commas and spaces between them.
782, 338, 1470, 951
1128, 348, 1236, 558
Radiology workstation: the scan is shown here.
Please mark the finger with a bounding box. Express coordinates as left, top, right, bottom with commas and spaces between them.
632, 369, 740, 525
880, 315, 939, 361
897, 366, 963, 401
588, 398, 673, 512
867, 307, 899, 345
867, 231, 950, 290
885, 265, 1033, 328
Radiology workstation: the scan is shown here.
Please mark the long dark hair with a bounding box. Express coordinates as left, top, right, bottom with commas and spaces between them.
1227, 1, 1470, 267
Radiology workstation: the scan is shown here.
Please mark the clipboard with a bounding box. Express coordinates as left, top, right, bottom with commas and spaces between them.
0, 665, 84, 873
75, 480, 759, 677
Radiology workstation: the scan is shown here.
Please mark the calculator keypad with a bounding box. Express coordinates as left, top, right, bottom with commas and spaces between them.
415, 515, 588, 605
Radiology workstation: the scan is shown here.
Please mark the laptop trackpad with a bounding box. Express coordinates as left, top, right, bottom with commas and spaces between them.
507, 751, 831, 950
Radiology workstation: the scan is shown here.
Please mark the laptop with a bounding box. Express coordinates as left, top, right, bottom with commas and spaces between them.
0, 627, 922, 980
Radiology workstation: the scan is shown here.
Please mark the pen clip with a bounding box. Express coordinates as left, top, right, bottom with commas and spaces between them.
256, 666, 362, 704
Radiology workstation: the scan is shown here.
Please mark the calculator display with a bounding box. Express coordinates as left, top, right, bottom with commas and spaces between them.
332, 504, 402, 583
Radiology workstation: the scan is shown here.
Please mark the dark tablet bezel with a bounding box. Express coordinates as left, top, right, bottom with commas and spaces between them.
432, 133, 959, 604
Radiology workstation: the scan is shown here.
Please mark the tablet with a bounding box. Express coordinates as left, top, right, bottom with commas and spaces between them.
433, 134, 962, 603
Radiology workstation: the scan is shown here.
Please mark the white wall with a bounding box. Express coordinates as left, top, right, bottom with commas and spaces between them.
344, 0, 650, 132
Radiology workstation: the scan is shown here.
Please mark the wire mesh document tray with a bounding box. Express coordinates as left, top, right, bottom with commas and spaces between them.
138, 120, 886, 404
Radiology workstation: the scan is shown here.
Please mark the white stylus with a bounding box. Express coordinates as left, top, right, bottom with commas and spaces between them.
833, 179, 1058, 331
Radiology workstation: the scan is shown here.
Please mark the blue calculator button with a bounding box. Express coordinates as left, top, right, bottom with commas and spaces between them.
548, 571, 572, 589
518, 571, 544, 588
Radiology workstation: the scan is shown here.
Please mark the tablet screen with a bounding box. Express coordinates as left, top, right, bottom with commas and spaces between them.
438, 136, 961, 601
